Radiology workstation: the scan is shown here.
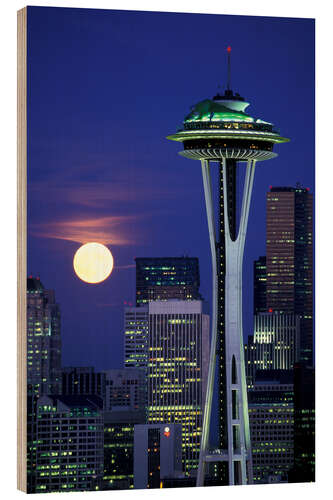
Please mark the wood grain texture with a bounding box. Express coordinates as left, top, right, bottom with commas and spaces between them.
17, 6, 27, 493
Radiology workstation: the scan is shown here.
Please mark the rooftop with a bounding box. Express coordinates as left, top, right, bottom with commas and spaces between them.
184, 98, 257, 125
27, 276, 44, 292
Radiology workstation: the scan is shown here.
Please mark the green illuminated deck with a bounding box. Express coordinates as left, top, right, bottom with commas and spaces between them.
184, 99, 256, 123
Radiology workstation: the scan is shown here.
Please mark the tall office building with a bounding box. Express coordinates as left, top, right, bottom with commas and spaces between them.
253, 256, 267, 314
147, 300, 209, 476
134, 423, 183, 489
245, 312, 300, 387
124, 307, 149, 370
27, 277, 62, 492
27, 277, 61, 396
34, 395, 104, 493
248, 370, 294, 484
135, 257, 201, 306
62, 367, 106, 399
266, 186, 313, 364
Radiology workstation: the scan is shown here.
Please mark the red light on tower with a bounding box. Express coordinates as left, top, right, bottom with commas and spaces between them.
163, 426, 171, 438
227, 45, 232, 53
268, 308, 273, 313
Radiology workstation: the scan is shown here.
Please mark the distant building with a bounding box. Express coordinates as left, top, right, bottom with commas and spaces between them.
124, 306, 149, 370
248, 370, 294, 484
133, 423, 183, 489
266, 186, 313, 364
62, 366, 106, 399
147, 300, 209, 476
102, 371, 147, 490
253, 256, 267, 314
104, 368, 146, 416
27, 277, 61, 396
103, 409, 145, 490
135, 257, 201, 306
123, 307, 149, 414
245, 312, 300, 387
34, 395, 104, 493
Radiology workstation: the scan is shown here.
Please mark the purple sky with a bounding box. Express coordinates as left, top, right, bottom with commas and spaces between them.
27, 7, 314, 374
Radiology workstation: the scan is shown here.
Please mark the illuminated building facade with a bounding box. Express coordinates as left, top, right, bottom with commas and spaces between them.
248, 370, 294, 484
266, 186, 313, 364
27, 277, 62, 493
34, 395, 104, 493
135, 257, 201, 306
62, 366, 106, 398
167, 49, 289, 485
103, 409, 145, 490
27, 277, 61, 397
245, 313, 300, 387
133, 423, 183, 489
266, 186, 314, 481
147, 300, 209, 476
254, 256, 267, 314
124, 306, 149, 370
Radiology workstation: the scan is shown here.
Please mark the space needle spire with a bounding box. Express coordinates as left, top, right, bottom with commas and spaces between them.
227, 45, 232, 91
167, 50, 289, 486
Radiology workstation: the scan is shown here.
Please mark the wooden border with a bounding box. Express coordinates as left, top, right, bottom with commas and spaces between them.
17, 6, 27, 493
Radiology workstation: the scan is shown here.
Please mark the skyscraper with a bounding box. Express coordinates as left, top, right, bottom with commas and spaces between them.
248, 370, 294, 484
245, 312, 300, 387
34, 395, 104, 493
135, 257, 201, 306
27, 277, 62, 492
124, 306, 149, 370
27, 277, 61, 396
266, 186, 313, 364
253, 256, 267, 314
147, 300, 209, 476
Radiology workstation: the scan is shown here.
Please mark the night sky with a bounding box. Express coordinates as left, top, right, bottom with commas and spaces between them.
27, 7, 314, 375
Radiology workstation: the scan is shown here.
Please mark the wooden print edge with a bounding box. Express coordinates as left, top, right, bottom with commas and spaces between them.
17, 6, 27, 493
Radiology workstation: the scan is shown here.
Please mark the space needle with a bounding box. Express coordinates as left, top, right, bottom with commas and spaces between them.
167, 47, 289, 486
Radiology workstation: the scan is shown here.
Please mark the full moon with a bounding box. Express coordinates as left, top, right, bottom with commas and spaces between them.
73, 242, 114, 284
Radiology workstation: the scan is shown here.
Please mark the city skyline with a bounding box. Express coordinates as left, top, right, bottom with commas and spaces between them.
27, 7, 315, 373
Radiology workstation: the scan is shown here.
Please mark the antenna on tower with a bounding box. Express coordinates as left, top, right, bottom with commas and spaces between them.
227, 45, 232, 91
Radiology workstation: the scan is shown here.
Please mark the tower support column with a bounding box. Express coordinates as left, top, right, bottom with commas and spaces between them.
197, 159, 218, 487
223, 158, 255, 485
197, 158, 255, 486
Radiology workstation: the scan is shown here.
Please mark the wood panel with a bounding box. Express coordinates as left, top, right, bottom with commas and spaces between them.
17, 6, 27, 493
